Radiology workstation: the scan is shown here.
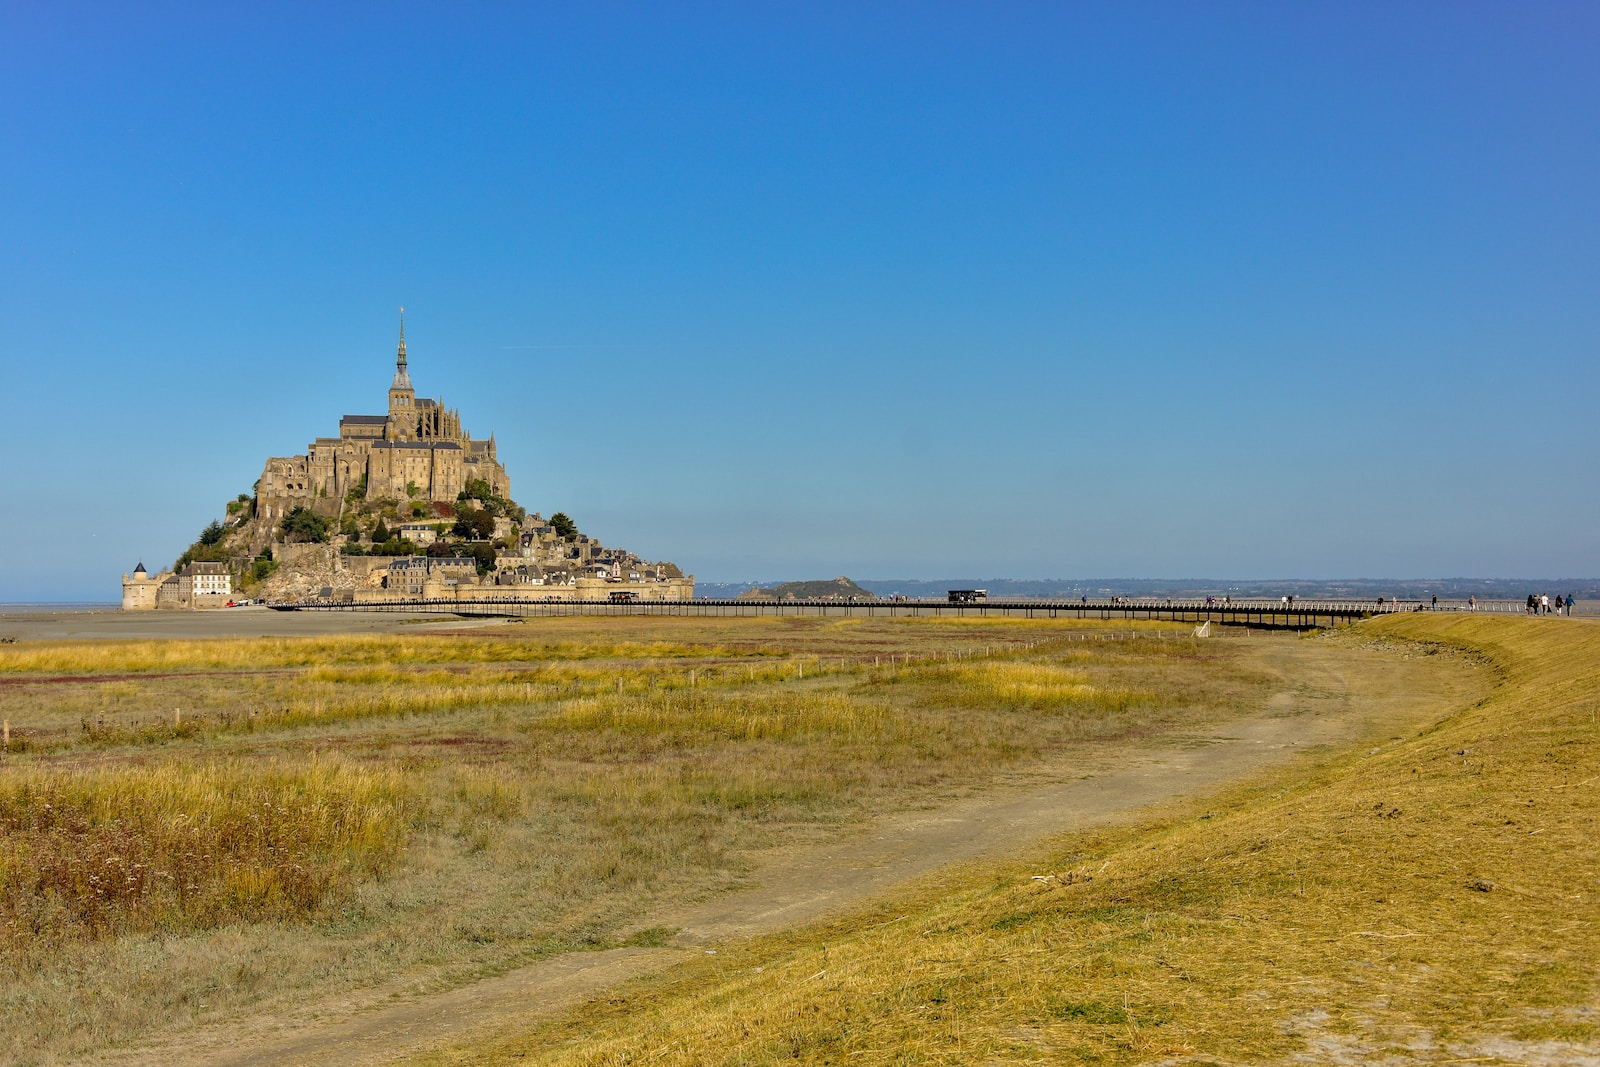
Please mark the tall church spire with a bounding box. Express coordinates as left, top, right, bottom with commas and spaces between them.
392, 306, 413, 391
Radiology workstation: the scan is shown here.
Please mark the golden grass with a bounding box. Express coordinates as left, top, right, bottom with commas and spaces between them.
544, 689, 897, 745
0, 617, 1276, 1064
0, 635, 1206, 754
900, 659, 1148, 714
0, 756, 418, 959
0, 616, 1145, 678
0, 634, 757, 675
428, 615, 1600, 1065
1, 660, 818, 752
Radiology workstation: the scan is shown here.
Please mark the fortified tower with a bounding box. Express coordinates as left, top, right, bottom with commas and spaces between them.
121, 562, 164, 610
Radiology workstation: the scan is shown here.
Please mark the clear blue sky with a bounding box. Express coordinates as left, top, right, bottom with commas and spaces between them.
2, 3, 1595, 601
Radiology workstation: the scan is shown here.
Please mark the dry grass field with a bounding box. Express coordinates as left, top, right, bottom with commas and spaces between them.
0, 615, 1277, 1065
419, 614, 1599, 1066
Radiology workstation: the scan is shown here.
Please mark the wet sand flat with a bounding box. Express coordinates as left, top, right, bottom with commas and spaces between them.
0, 608, 501, 642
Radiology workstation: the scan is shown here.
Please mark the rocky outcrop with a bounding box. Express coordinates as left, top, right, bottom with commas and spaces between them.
254, 545, 360, 602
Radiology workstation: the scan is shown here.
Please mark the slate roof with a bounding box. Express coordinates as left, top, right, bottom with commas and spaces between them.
369, 440, 462, 450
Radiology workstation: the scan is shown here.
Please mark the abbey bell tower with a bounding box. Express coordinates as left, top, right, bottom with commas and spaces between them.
387, 308, 415, 426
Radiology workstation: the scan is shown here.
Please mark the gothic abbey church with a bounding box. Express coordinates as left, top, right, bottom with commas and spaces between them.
255, 321, 510, 528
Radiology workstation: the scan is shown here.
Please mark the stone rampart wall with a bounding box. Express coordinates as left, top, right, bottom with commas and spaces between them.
273, 541, 327, 566
347, 576, 694, 603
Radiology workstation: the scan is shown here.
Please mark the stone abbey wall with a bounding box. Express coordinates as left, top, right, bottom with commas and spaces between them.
253, 545, 693, 605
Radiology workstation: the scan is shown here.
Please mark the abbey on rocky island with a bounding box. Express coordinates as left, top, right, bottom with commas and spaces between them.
123, 315, 691, 608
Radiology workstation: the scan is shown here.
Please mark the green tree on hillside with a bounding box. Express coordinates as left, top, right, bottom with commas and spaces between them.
452, 506, 496, 540
280, 507, 330, 544
372, 519, 391, 545
458, 479, 494, 503
371, 536, 418, 557
549, 512, 577, 540
199, 520, 225, 546
467, 542, 498, 576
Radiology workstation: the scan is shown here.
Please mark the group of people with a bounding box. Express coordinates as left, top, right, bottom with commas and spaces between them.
1066, 592, 1578, 614
1527, 593, 1577, 616
1375, 594, 1578, 615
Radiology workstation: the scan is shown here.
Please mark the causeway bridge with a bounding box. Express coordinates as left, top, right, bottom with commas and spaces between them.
270, 596, 1530, 630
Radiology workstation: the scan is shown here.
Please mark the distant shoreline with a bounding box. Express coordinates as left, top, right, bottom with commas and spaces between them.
0, 602, 120, 614
697, 578, 1600, 602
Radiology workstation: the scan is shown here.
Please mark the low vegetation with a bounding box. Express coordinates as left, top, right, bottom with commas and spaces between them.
0, 616, 1267, 1064
0, 757, 418, 957
0, 633, 724, 674
432, 615, 1599, 1065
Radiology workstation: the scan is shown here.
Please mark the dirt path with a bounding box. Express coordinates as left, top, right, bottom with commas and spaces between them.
80, 635, 1484, 1067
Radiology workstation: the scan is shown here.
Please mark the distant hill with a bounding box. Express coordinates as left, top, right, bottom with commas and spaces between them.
734, 576, 876, 601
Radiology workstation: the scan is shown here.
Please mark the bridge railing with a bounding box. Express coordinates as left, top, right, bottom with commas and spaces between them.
267, 594, 1551, 622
